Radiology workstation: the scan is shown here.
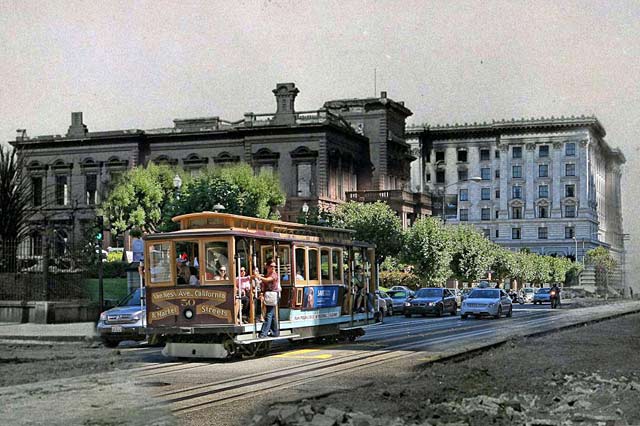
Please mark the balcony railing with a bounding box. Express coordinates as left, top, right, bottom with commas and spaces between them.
346, 190, 431, 207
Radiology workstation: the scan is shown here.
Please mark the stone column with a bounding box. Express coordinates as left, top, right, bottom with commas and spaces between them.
499, 143, 509, 219
525, 143, 536, 219
551, 142, 562, 218
578, 139, 589, 214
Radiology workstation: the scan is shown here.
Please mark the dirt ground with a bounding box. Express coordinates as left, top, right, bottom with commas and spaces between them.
0, 340, 142, 387
251, 312, 640, 426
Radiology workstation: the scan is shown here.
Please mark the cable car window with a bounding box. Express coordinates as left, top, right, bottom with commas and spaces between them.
149, 242, 171, 284
309, 248, 319, 282
321, 249, 330, 282
175, 240, 200, 285
279, 246, 291, 286
295, 247, 306, 283
204, 241, 230, 282
332, 249, 342, 283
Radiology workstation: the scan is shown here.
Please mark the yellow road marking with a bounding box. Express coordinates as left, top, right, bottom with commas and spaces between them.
273, 349, 333, 359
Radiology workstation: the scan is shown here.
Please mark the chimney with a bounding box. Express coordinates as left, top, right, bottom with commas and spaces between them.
272, 83, 299, 125
380, 91, 387, 99
67, 112, 88, 138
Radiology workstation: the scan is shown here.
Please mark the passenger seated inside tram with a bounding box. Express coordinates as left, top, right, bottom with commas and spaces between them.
189, 266, 200, 285
215, 265, 228, 280
177, 261, 199, 285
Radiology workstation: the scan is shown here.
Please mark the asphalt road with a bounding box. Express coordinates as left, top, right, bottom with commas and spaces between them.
2, 301, 638, 425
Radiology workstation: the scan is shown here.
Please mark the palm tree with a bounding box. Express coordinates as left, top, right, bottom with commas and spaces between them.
0, 145, 32, 272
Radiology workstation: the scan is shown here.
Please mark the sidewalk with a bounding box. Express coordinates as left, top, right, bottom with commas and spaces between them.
0, 322, 97, 342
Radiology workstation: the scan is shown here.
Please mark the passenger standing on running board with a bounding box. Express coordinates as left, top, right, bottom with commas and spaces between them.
258, 261, 280, 338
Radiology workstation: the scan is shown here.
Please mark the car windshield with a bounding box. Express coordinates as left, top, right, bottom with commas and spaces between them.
117, 288, 143, 306
537, 288, 551, 294
416, 288, 442, 298
379, 291, 389, 298
524, 288, 534, 293
388, 290, 408, 299
468, 289, 499, 299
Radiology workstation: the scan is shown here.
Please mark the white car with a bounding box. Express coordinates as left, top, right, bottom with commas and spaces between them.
522, 287, 536, 303
460, 288, 513, 319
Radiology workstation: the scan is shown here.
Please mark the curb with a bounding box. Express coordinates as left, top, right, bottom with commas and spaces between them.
0, 335, 99, 343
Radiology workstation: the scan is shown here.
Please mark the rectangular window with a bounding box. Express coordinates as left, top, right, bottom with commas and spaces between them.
459, 209, 469, 221
32, 177, 43, 207
565, 184, 575, 197
565, 205, 576, 218
480, 149, 490, 161
296, 163, 313, 197
495, 229, 500, 238
566, 143, 576, 156
512, 146, 522, 159
435, 151, 445, 162
148, 242, 172, 284
565, 164, 576, 176
278, 246, 291, 286
481, 168, 491, 180
55, 175, 68, 206
538, 205, 548, 218
308, 248, 319, 281
457, 150, 467, 162
495, 210, 500, 219
458, 169, 468, 181
320, 249, 330, 282
495, 169, 500, 179
512, 207, 522, 219
481, 188, 491, 200
459, 189, 468, 201
539, 145, 549, 158
85, 174, 97, 205
512, 186, 522, 199
483, 229, 491, 238
331, 249, 342, 283
436, 170, 445, 183
495, 189, 500, 199
426, 172, 431, 182
538, 227, 548, 239
565, 226, 575, 239
204, 241, 228, 283
512, 228, 521, 240
495, 150, 500, 159
539, 185, 549, 198
539, 164, 549, 177
481, 208, 491, 220
512, 165, 522, 178
295, 247, 306, 282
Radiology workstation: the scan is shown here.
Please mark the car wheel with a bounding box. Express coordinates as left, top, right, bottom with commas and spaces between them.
494, 306, 502, 319
451, 304, 457, 316
506, 306, 513, 318
404, 313, 412, 318
461, 314, 468, 320
436, 305, 443, 317
101, 337, 120, 348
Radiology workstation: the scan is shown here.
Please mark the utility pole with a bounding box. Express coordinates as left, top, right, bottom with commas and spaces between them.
96, 216, 104, 312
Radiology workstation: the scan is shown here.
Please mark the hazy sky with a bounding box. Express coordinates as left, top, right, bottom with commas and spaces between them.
1, 0, 639, 275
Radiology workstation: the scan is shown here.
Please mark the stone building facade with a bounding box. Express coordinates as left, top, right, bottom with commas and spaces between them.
11, 83, 430, 253
407, 116, 626, 288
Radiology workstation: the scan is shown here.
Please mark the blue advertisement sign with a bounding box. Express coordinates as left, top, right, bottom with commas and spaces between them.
302, 286, 340, 310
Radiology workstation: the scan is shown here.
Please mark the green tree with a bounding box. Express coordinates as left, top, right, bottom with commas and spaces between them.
585, 247, 617, 297
449, 225, 495, 283
99, 163, 178, 235
161, 164, 286, 230
331, 201, 403, 264
490, 248, 516, 287
403, 217, 453, 286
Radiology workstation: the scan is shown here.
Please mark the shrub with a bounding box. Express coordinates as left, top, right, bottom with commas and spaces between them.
380, 270, 422, 290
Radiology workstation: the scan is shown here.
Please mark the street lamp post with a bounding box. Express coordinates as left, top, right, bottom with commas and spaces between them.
572, 236, 578, 262
439, 176, 482, 223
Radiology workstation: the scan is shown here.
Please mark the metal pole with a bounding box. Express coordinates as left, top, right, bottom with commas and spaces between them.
98, 244, 104, 313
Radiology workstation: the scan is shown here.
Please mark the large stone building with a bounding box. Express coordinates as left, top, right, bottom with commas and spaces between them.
407, 116, 626, 289
11, 83, 430, 253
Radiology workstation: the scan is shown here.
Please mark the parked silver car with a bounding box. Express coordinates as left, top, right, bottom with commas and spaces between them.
97, 288, 145, 347
387, 290, 415, 314
460, 288, 512, 319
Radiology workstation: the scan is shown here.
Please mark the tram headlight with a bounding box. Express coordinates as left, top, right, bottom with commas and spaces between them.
183, 308, 194, 320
